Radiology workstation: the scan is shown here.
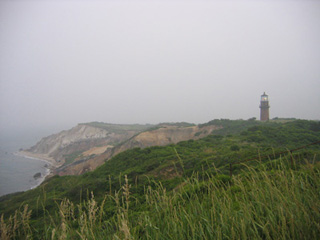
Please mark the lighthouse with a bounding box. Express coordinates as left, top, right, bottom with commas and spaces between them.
260, 92, 270, 121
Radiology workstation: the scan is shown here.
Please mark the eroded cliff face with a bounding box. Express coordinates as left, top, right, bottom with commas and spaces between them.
22, 124, 141, 167
56, 124, 222, 176
22, 122, 223, 176
109, 125, 221, 156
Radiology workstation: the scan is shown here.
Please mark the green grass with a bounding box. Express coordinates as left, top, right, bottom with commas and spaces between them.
81, 122, 154, 134
63, 151, 83, 166
1, 156, 320, 239
0, 119, 319, 239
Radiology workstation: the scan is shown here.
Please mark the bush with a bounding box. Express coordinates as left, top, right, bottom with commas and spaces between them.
230, 145, 240, 151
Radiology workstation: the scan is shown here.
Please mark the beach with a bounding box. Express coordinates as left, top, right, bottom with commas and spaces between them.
0, 149, 54, 197
15, 152, 55, 185
17, 150, 61, 167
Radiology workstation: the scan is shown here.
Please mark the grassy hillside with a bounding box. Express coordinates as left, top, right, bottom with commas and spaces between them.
81, 122, 155, 134
1, 119, 319, 239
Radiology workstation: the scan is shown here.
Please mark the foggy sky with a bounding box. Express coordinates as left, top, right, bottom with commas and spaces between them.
1, 0, 320, 135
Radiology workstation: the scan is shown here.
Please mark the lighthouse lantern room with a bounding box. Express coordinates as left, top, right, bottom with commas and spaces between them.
260, 92, 270, 121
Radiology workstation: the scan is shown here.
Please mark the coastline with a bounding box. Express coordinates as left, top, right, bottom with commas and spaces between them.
30, 167, 51, 190
14, 151, 60, 190
0, 150, 58, 197
16, 151, 61, 168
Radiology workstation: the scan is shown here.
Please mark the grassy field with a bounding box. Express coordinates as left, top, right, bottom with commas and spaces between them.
1, 156, 319, 239
1, 119, 319, 239
81, 122, 154, 134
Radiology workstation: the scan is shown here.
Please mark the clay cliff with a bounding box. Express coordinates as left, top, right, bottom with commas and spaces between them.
55, 124, 222, 175
22, 122, 223, 176
21, 123, 152, 167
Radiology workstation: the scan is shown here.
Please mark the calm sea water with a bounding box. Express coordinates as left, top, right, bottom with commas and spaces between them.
0, 136, 50, 197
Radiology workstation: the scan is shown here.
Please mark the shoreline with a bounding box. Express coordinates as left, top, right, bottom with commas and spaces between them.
14, 151, 61, 190
30, 167, 51, 190
15, 152, 53, 167
16, 151, 62, 168
0, 151, 57, 197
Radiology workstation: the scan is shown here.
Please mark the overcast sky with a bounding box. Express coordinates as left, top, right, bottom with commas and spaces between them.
1, 0, 320, 136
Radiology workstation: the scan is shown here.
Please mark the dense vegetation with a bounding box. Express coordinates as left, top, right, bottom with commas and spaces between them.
1, 119, 319, 239
81, 122, 154, 134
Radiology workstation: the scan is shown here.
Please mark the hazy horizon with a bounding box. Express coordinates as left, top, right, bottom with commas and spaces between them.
1, 0, 320, 137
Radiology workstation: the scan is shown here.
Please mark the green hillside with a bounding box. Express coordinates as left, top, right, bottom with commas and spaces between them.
81, 122, 155, 134
0, 119, 319, 239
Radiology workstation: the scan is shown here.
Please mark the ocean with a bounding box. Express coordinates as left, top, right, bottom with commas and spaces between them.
0, 134, 51, 197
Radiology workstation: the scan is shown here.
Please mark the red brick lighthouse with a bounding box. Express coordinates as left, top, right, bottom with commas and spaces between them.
260, 92, 270, 121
